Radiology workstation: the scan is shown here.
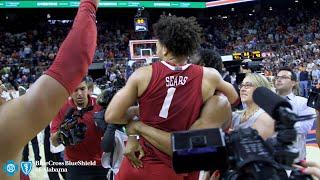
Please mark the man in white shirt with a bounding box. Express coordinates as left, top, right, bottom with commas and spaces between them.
275, 67, 316, 161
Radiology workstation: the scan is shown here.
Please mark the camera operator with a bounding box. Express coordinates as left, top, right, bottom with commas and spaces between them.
50, 78, 108, 180
274, 67, 316, 162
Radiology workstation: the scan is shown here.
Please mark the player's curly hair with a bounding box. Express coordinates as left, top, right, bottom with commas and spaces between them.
153, 15, 202, 58
197, 48, 223, 73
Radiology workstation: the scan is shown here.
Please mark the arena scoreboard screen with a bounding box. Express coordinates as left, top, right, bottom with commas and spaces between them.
232, 51, 262, 60
134, 18, 148, 32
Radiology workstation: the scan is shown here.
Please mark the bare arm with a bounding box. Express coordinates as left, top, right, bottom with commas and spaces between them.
217, 80, 239, 105
212, 69, 239, 105
0, 76, 68, 161
190, 95, 231, 130
252, 113, 275, 140
130, 122, 172, 156
126, 106, 140, 120
130, 95, 231, 157
0, 0, 99, 162
105, 67, 149, 124
202, 67, 238, 104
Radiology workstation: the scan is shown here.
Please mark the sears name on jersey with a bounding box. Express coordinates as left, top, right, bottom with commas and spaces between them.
165, 76, 188, 87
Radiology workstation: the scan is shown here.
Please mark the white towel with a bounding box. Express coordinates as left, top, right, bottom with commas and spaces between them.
102, 130, 128, 177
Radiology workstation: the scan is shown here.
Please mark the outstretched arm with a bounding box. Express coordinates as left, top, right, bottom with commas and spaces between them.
0, 0, 99, 163
105, 67, 150, 124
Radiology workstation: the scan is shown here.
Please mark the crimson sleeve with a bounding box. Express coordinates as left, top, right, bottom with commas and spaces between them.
45, 0, 98, 94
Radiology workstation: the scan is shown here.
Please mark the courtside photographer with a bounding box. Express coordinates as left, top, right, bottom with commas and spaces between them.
50, 78, 108, 180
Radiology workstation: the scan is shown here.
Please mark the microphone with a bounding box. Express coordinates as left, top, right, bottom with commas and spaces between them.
253, 87, 316, 123
253, 87, 299, 164
252, 87, 292, 120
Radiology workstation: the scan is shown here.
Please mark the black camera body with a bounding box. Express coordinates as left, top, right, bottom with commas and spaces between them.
94, 87, 118, 131
171, 87, 315, 179
241, 61, 262, 72
172, 103, 313, 180
172, 128, 276, 174
172, 127, 311, 180
58, 106, 93, 146
172, 128, 228, 173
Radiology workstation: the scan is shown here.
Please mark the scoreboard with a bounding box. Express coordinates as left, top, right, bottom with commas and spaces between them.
134, 18, 148, 32
232, 51, 262, 60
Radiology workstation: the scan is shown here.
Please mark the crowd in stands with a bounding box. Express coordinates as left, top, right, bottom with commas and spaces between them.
0, 5, 319, 180
0, 8, 320, 96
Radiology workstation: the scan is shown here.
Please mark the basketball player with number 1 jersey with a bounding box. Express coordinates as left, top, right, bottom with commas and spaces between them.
105, 16, 238, 180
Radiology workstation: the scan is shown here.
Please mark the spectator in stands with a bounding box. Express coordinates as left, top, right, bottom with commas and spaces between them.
299, 66, 310, 97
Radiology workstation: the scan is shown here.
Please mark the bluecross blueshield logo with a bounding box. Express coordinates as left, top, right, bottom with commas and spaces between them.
2, 160, 18, 176
20, 161, 32, 175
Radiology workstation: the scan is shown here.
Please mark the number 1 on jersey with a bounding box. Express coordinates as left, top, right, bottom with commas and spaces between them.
159, 87, 176, 118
